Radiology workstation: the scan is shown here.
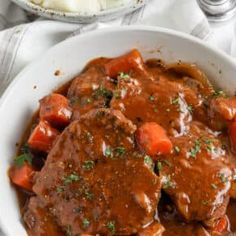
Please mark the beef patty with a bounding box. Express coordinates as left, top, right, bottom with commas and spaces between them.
26, 109, 162, 235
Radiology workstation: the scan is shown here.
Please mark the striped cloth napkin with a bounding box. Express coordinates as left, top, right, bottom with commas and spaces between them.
0, 0, 211, 97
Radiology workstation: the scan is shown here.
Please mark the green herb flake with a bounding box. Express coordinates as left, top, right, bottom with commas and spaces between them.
85, 131, 93, 143
174, 146, 180, 154
219, 173, 228, 184
86, 98, 92, 104
154, 107, 158, 113
211, 183, 218, 190
113, 90, 121, 99
14, 153, 32, 167
187, 105, 193, 114
82, 160, 95, 171
144, 155, 154, 169
162, 160, 172, 167
114, 147, 126, 156
14, 144, 33, 167
163, 175, 175, 189
84, 190, 94, 200
63, 173, 80, 185
202, 200, 209, 206
189, 140, 201, 158
212, 90, 226, 98
171, 96, 180, 105
82, 218, 90, 229
93, 86, 113, 100
104, 146, 113, 158
107, 221, 116, 234
149, 95, 155, 102
119, 72, 130, 80
56, 186, 64, 193
156, 161, 163, 173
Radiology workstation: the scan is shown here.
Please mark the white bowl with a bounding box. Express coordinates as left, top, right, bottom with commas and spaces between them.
11, 0, 146, 23
0, 26, 236, 236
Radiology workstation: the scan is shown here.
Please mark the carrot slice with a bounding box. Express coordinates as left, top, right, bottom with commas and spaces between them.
136, 122, 173, 157
28, 121, 60, 153
9, 163, 34, 191
213, 216, 228, 233
40, 93, 72, 127
104, 49, 146, 78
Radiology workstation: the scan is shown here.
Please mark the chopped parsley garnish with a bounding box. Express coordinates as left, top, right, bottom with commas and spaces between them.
189, 139, 201, 158
82, 97, 92, 105
114, 147, 126, 156
219, 173, 228, 184
82, 218, 90, 229
144, 155, 154, 170
187, 105, 193, 113
86, 98, 92, 104
93, 86, 113, 100
163, 175, 175, 189
56, 186, 64, 193
162, 160, 172, 167
14, 153, 32, 167
113, 90, 121, 99
82, 160, 95, 171
14, 144, 33, 167
149, 95, 155, 101
119, 72, 130, 80
154, 107, 158, 113
212, 90, 226, 98
174, 146, 180, 154
104, 146, 113, 158
202, 200, 209, 206
84, 190, 94, 200
107, 221, 116, 234
104, 146, 126, 158
63, 173, 80, 185
156, 161, 163, 173
171, 96, 180, 105
211, 183, 218, 189
85, 131, 93, 143
66, 225, 72, 236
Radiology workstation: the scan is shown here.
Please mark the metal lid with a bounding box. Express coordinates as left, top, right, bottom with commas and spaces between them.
197, 0, 236, 22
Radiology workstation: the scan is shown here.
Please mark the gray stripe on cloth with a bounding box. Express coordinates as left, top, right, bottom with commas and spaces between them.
191, 18, 211, 40
0, 24, 30, 96
0, 15, 7, 30
122, 6, 145, 25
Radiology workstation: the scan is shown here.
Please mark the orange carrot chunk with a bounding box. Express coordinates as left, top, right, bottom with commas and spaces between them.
39, 93, 72, 127
9, 163, 35, 191
28, 121, 60, 153
136, 122, 173, 157
104, 49, 146, 78
213, 216, 228, 233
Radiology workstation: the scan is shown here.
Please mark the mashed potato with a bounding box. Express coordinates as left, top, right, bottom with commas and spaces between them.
31, 0, 132, 13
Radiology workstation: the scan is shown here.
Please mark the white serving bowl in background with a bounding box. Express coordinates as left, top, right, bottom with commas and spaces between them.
0, 26, 236, 236
11, 0, 146, 23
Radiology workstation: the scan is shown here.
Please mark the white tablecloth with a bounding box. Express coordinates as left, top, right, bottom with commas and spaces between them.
0, 0, 212, 96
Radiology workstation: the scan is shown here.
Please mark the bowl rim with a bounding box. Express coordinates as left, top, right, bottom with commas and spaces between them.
1, 25, 236, 235
11, 0, 146, 21
1, 25, 235, 107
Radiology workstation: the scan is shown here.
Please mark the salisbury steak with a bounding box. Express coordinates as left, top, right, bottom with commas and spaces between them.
28, 109, 162, 235
158, 122, 232, 223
